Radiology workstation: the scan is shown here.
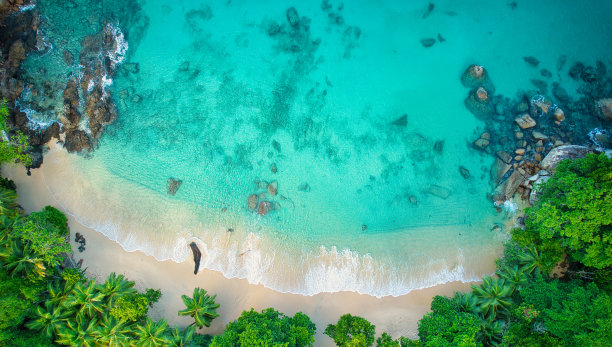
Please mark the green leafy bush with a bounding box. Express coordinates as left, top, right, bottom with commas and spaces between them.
417, 296, 482, 346
325, 313, 376, 347
0, 99, 31, 166
210, 308, 316, 346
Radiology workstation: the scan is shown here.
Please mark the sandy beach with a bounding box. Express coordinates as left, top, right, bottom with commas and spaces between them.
3, 161, 475, 345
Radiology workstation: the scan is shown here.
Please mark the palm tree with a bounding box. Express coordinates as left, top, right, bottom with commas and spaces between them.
517, 245, 549, 276
4, 240, 46, 278
496, 265, 528, 293
55, 313, 98, 347
170, 325, 195, 347
48, 280, 73, 307
93, 314, 135, 346
471, 277, 513, 318
25, 301, 70, 339
135, 317, 171, 347
453, 291, 479, 314
63, 280, 106, 318
169, 325, 196, 347
478, 317, 504, 346
178, 287, 219, 328
98, 272, 137, 307
0, 187, 18, 217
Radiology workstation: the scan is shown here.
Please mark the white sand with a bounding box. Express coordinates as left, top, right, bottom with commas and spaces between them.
3, 161, 475, 346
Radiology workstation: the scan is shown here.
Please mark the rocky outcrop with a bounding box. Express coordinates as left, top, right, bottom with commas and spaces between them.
540, 145, 592, 171
64, 130, 92, 153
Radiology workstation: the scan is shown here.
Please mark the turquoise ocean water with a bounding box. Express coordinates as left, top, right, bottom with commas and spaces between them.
17, 0, 612, 296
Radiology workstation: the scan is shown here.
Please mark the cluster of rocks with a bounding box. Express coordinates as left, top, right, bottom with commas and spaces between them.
460, 60, 610, 206
74, 232, 87, 252
247, 179, 280, 216
61, 23, 124, 153
0, 2, 131, 172
0, 2, 57, 168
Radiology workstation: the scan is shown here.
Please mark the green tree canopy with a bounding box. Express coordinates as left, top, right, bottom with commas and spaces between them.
210, 307, 316, 346
325, 313, 376, 347
417, 296, 482, 347
515, 153, 612, 269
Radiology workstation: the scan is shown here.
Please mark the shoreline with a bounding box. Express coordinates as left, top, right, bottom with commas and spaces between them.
3, 161, 478, 344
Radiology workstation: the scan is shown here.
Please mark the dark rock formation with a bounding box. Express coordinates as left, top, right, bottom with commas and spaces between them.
422, 3, 435, 19
420, 38, 436, 48
460, 65, 495, 92
189, 242, 201, 275
167, 178, 182, 195
64, 130, 92, 153
390, 114, 408, 127
424, 185, 451, 199
286, 7, 299, 27
247, 194, 258, 210
459, 166, 471, 179
465, 87, 494, 120
523, 56, 539, 66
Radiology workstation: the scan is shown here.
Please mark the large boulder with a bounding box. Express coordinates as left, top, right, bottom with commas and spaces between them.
460, 64, 495, 92
596, 98, 612, 121
465, 87, 494, 119
540, 145, 592, 171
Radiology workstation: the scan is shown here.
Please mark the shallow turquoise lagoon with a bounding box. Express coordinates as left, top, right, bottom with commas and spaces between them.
18, 0, 612, 296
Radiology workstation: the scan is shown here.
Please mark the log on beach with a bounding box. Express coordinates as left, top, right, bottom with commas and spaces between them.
189, 242, 202, 275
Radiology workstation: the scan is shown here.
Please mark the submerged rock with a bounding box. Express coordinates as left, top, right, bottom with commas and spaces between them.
247, 194, 258, 211
420, 38, 436, 48
460, 64, 495, 92
298, 182, 311, 192
523, 56, 539, 66
424, 185, 451, 199
596, 98, 612, 121
286, 7, 299, 27
267, 181, 278, 196
167, 178, 183, 195
465, 87, 494, 119
258, 201, 273, 215
459, 166, 471, 179
422, 2, 435, 19
390, 114, 408, 127
569, 62, 585, 80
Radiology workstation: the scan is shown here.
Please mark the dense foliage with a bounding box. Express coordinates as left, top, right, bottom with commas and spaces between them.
210, 308, 316, 346
514, 153, 612, 270
325, 313, 377, 346
0, 181, 215, 346
0, 99, 31, 166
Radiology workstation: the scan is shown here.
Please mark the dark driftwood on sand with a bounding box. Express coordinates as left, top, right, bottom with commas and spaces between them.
189, 242, 202, 275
